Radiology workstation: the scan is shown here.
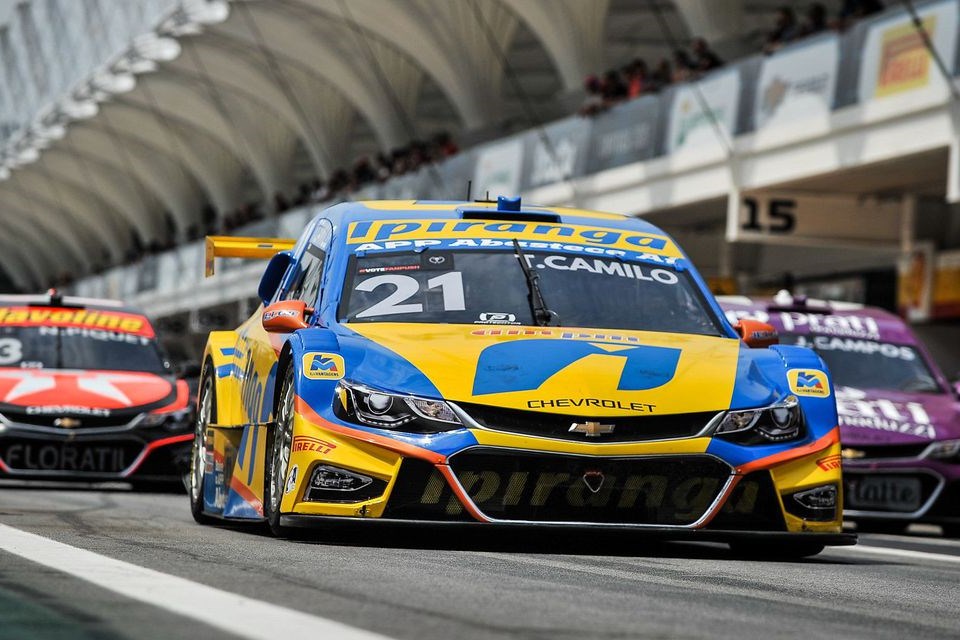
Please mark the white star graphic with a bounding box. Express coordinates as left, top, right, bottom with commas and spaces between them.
0, 370, 146, 406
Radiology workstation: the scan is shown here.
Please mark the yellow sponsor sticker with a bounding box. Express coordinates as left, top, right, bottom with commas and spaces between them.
302, 353, 345, 380
345, 219, 683, 259
787, 369, 830, 398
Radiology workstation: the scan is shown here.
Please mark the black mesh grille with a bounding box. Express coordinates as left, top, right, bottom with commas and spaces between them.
458, 403, 716, 443
0, 407, 138, 429
448, 449, 730, 525
383, 458, 472, 521
706, 471, 786, 531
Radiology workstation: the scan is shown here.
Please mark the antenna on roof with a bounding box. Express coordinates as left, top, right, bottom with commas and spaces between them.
466, 180, 472, 201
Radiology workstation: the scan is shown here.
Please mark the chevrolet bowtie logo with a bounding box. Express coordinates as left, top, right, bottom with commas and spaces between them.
54, 417, 81, 429
841, 448, 866, 459
569, 421, 615, 437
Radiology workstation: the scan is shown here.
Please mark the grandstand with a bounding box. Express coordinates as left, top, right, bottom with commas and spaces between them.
1, 0, 959, 371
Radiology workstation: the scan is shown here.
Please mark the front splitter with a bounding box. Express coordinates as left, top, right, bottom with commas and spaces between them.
280, 514, 857, 546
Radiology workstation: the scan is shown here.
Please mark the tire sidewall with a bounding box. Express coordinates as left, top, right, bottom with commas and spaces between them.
189, 360, 216, 523
264, 363, 295, 536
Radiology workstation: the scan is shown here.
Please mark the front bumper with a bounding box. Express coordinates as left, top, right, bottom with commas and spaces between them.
842, 458, 960, 524
0, 428, 193, 482
279, 514, 857, 546
278, 402, 846, 538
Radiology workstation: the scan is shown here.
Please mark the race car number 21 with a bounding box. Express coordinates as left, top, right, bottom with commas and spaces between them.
355, 272, 465, 318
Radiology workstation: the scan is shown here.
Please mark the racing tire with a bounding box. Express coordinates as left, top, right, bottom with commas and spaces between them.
728, 540, 825, 560
263, 363, 295, 537
188, 361, 216, 524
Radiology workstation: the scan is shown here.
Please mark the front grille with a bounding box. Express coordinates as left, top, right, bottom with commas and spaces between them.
447, 449, 730, 525
457, 403, 716, 443
705, 471, 787, 531
0, 436, 144, 474
0, 408, 137, 429
842, 444, 929, 460
383, 458, 472, 521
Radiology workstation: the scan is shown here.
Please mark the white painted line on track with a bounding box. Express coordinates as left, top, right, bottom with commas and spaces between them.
0, 523, 392, 640
837, 544, 960, 565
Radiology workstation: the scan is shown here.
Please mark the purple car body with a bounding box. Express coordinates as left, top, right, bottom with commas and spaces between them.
719, 293, 960, 533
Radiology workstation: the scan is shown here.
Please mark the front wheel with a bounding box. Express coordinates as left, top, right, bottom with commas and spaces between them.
263, 364, 295, 537
189, 362, 216, 524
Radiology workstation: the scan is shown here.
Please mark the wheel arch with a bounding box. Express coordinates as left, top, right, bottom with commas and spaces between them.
201, 330, 241, 425
274, 328, 343, 417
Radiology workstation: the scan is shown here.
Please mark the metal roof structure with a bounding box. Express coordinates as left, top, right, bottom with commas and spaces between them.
0, 0, 835, 290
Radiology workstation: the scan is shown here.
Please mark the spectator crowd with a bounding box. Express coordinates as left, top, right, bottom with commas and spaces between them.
580, 1, 885, 116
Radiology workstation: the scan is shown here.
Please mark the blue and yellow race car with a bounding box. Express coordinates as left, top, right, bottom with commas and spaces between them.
189, 197, 855, 557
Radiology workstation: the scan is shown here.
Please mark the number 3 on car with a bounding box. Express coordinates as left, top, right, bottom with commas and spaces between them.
189, 197, 856, 557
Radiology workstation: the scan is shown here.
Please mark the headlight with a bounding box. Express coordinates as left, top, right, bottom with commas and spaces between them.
924, 439, 960, 460
714, 395, 803, 444
334, 381, 462, 432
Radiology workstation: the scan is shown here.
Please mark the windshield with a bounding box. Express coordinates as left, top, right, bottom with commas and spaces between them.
340, 250, 723, 335
783, 334, 942, 394
0, 326, 169, 374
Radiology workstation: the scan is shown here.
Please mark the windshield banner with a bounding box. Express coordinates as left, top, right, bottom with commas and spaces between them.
0, 307, 154, 338
346, 219, 684, 260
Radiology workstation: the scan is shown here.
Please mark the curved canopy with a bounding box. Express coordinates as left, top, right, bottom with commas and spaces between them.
0, 0, 792, 290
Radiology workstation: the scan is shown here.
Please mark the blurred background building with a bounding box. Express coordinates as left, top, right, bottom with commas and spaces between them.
0, 0, 958, 372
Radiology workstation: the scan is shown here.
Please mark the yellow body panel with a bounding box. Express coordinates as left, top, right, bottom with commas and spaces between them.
770, 440, 844, 533
349, 324, 741, 416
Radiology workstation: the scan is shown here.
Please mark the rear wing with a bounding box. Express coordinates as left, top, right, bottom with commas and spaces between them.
204, 236, 296, 277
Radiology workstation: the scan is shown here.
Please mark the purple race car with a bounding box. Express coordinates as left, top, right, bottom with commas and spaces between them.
719, 292, 960, 535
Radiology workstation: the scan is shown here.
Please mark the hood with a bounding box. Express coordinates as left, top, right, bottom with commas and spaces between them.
0, 369, 175, 416
341, 324, 746, 416
836, 385, 960, 444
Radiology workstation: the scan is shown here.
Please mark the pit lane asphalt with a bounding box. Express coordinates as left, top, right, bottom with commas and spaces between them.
0, 485, 958, 640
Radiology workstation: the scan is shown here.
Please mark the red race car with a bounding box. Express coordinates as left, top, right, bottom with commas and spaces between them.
0, 292, 192, 489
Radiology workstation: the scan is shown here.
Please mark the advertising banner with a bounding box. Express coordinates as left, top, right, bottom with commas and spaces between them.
754, 35, 839, 131
519, 117, 590, 191
584, 97, 662, 173
899, 242, 936, 322
858, 0, 959, 103
931, 249, 960, 319
666, 69, 740, 155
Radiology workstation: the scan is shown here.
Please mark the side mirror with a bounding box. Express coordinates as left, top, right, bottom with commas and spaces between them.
735, 319, 779, 348
258, 251, 294, 305
262, 300, 311, 333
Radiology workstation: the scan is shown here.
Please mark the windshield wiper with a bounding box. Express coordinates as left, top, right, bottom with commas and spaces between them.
512, 239, 559, 327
